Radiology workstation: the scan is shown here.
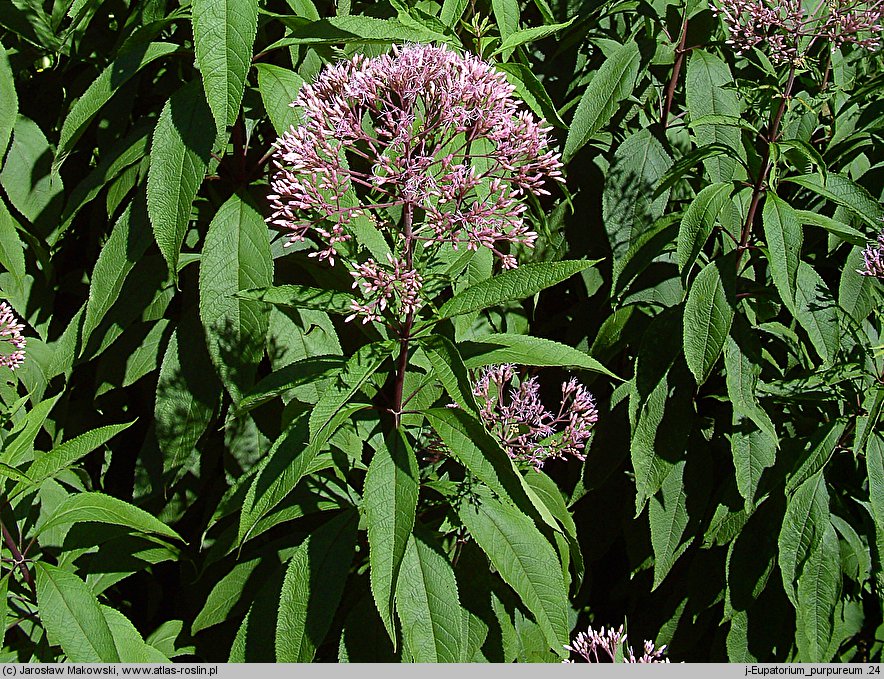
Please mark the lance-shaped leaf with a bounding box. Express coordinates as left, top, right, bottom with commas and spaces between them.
784, 173, 884, 228
192, 0, 258, 133
866, 433, 884, 596
795, 522, 840, 662
238, 406, 363, 545
778, 472, 830, 606
457, 493, 568, 656
425, 407, 559, 532
683, 255, 735, 385
365, 430, 419, 644
724, 328, 778, 447
730, 425, 776, 511
649, 460, 692, 590
199, 193, 273, 399
437, 260, 595, 320
155, 319, 221, 478
564, 40, 640, 161
0, 42, 17, 160
256, 64, 305, 136
421, 335, 480, 414
12, 421, 134, 497
793, 261, 839, 364
36, 563, 120, 663
237, 285, 356, 316
276, 511, 357, 662
677, 182, 733, 275
459, 332, 619, 380
493, 17, 575, 54
36, 492, 184, 542
308, 341, 391, 440
763, 192, 802, 309
396, 531, 465, 663
234, 355, 345, 416
147, 81, 215, 276
56, 42, 178, 166
83, 195, 154, 346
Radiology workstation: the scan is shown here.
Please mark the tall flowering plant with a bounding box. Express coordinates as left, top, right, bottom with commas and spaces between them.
258, 42, 606, 660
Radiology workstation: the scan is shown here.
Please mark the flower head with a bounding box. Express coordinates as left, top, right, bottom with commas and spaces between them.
472, 364, 597, 469
268, 43, 563, 323
0, 302, 26, 371
564, 624, 669, 664
858, 232, 884, 278
713, 0, 883, 64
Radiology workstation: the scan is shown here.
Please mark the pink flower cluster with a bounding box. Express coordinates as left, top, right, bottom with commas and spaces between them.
472, 364, 597, 469
345, 254, 423, 324
564, 625, 669, 664
713, 0, 883, 64
0, 302, 26, 371
858, 232, 884, 278
268, 43, 563, 323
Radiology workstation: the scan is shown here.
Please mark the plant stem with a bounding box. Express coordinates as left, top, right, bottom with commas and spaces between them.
735, 63, 798, 270
0, 518, 33, 596
391, 203, 415, 428
663, 14, 690, 129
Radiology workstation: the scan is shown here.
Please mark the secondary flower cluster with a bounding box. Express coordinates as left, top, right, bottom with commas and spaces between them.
472, 364, 597, 469
858, 232, 884, 278
0, 302, 26, 371
268, 43, 563, 323
713, 0, 884, 64
564, 625, 669, 664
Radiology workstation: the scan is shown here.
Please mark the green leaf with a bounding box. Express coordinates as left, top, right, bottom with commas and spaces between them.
795, 523, 840, 662
1, 393, 62, 467
56, 42, 178, 167
458, 332, 619, 380
396, 531, 465, 663
424, 407, 559, 532
724, 330, 778, 448
786, 420, 845, 495
683, 255, 735, 385
0, 41, 17, 161
685, 49, 741, 181
493, 17, 575, 54
730, 426, 776, 511
12, 421, 134, 496
255, 64, 305, 136
677, 182, 733, 275
763, 192, 803, 309
839, 246, 876, 325
147, 620, 195, 659
308, 341, 390, 440
437, 260, 594, 320
193, 0, 259, 132
563, 40, 640, 161
364, 430, 419, 644
457, 493, 568, 656
491, 0, 519, 59
147, 81, 215, 276
440, 0, 469, 26
865, 433, 884, 597
649, 460, 691, 590
421, 335, 480, 414
199, 193, 273, 399
496, 63, 565, 128
238, 407, 361, 545
793, 261, 839, 364
796, 210, 867, 247
779, 472, 830, 606
155, 320, 221, 477
234, 355, 345, 416
602, 128, 673, 261
0, 115, 64, 226
276, 511, 357, 662
266, 15, 450, 48
237, 284, 356, 316
101, 606, 170, 663
83, 195, 154, 346
784, 173, 884, 229
0, 197, 25, 281
37, 492, 184, 542
35, 563, 120, 662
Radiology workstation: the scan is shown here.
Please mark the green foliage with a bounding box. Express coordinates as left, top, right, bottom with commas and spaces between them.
0, 0, 882, 664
